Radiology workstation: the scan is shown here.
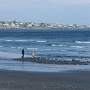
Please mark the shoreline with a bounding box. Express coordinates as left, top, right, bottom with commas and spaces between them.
13, 57, 90, 65
0, 70, 90, 90
0, 28, 90, 30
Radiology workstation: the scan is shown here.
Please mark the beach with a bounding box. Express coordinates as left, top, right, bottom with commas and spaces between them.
0, 70, 90, 90
0, 29, 90, 90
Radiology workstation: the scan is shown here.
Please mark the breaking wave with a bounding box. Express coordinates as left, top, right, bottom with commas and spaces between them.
4, 39, 47, 43
70, 46, 84, 48
52, 44, 64, 47
75, 41, 90, 44
36, 40, 47, 43
27, 48, 39, 50
15, 40, 33, 42
5, 40, 14, 42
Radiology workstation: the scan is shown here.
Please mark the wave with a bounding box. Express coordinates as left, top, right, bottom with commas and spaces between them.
0, 51, 30, 59
0, 45, 3, 48
36, 40, 47, 43
9, 39, 47, 43
70, 46, 84, 48
27, 48, 51, 51
27, 48, 39, 50
4, 39, 33, 42
15, 40, 33, 42
61, 50, 66, 52
76, 41, 90, 44
5, 40, 14, 42
52, 44, 63, 47
3, 39, 47, 43
4, 39, 28, 42
11, 46, 22, 49
17, 47, 22, 49
0, 39, 3, 41
46, 49, 51, 51
11, 46, 16, 48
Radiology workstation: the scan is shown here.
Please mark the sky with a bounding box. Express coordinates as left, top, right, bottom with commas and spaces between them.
0, 0, 90, 25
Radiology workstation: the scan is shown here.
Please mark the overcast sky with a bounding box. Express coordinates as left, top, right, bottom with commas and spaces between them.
0, 0, 90, 25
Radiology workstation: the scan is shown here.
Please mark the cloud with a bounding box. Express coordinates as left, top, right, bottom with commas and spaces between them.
0, 0, 90, 11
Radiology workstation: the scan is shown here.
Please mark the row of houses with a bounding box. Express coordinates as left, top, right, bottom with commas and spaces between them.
0, 21, 90, 29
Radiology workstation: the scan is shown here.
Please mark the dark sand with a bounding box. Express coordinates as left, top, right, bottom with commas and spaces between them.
0, 70, 90, 90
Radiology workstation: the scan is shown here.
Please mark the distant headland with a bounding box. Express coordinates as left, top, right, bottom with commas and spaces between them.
0, 20, 90, 29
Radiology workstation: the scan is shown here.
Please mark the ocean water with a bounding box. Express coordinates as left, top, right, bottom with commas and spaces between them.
0, 28, 90, 72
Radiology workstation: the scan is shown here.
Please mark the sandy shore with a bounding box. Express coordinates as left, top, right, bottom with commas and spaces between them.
0, 70, 90, 90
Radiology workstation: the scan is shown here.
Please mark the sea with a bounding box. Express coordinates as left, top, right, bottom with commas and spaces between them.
0, 28, 90, 72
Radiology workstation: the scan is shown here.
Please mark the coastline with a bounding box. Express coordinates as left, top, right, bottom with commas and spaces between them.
0, 26, 64, 30
13, 57, 90, 65
0, 20, 90, 29
0, 70, 90, 90
0, 27, 90, 30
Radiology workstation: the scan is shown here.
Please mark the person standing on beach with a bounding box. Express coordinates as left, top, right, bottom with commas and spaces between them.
22, 49, 24, 58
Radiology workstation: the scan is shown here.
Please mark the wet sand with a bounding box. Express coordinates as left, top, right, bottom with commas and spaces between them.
0, 70, 90, 90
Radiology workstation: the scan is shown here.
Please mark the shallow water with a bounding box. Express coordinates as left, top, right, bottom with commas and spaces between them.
0, 29, 90, 72
0, 58, 90, 72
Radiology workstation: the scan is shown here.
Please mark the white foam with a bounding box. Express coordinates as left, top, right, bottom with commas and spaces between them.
5, 40, 13, 42
70, 46, 84, 48
0, 45, 3, 48
36, 40, 47, 43
0, 51, 30, 59
52, 44, 63, 47
27, 48, 39, 50
76, 41, 90, 44
11, 46, 16, 48
15, 40, 34, 42
17, 47, 22, 49
15, 40, 27, 42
